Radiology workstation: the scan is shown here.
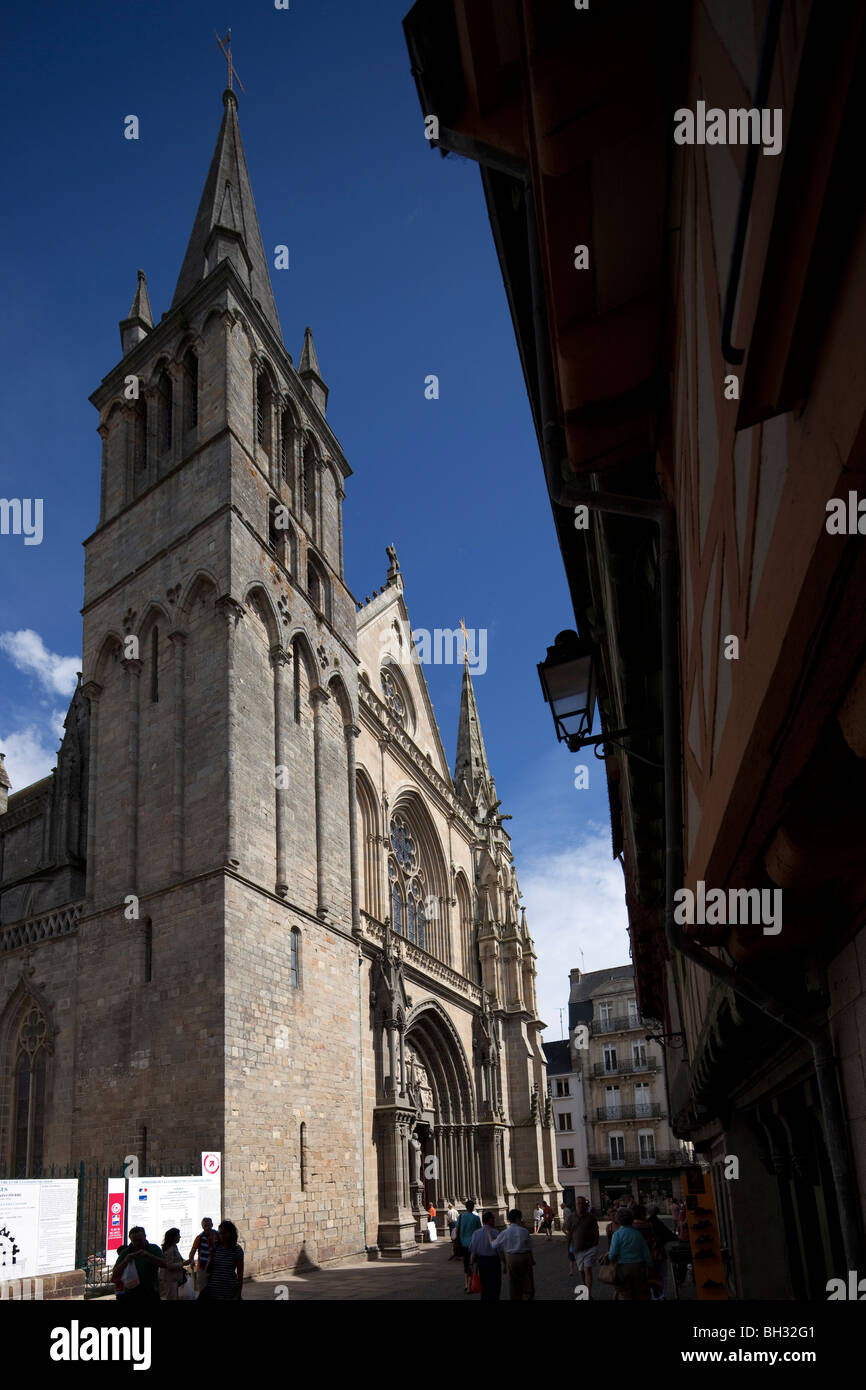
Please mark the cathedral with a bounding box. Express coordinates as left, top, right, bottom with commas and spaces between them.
0, 88, 557, 1267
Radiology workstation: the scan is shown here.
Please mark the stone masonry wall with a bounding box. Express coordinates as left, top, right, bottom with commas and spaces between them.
223, 877, 365, 1271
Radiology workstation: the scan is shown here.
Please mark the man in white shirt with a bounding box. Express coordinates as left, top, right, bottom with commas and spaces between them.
492, 1209, 535, 1300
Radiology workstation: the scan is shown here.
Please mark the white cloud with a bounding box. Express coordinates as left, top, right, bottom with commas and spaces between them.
0, 629, 80, 697
0, 716, 65, 791
518, 826, 631, 1044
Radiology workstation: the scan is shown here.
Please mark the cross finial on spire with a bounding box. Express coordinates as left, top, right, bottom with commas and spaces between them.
459, 617, 471, 664
215, 29, 246, 94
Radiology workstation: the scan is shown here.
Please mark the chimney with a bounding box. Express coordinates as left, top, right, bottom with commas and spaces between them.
0, 752, 11, 816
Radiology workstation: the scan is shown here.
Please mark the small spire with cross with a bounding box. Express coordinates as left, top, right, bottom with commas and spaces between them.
215, 29, 246, 95
459, 618, 472, 665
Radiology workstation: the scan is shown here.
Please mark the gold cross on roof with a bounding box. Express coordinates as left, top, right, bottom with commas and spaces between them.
215, 29, 246, 94
459, 617, 471, 664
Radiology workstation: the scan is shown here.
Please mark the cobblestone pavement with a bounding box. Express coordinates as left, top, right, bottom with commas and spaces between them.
242, 1230, 696, 1302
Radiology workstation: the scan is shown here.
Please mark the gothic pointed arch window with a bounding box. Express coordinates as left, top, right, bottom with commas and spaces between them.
388, 812, 426, 951
12, 1002, 49, 1177
307, 554, 330, 620
133, 395, 147, 472
183, 349, 198, 430
302, 441, 317, 521
280, 407, 297, 487
157, 369, 172, 454
256, 369, 274, 457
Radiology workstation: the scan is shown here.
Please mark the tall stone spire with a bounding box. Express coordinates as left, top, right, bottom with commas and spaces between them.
454, 663, 493, 807
172, 89, 281, 336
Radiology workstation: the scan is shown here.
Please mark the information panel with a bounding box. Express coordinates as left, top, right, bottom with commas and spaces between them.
105, 1177, 126, 1256
131, 1176, 221, 1256
0, 1179, 78, 1279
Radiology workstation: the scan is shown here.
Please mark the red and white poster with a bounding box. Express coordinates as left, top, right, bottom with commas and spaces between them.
105, 1177, 126, 1255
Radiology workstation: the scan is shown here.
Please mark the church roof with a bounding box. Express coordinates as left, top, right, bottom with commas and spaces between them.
542, 1040, 572, 1075
569, 964, 634, 1004
454, 663, 492, 804
172, 89, 281, 336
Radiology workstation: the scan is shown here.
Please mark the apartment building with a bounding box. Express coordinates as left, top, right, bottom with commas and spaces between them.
570, 967, 689, 1213
542, 1039, 589, 1209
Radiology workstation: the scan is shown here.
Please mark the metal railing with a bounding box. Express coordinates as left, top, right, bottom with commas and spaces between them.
592, 1015, 645, 1034
596, 1103, 662, 1121
4, 1158, 201, 1296
592, 1057, 659, 1076
588, 1149, 689, 1168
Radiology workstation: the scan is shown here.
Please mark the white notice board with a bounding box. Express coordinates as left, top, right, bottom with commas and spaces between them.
131, 1176, 221, 1255
0, 1179, 78, 1279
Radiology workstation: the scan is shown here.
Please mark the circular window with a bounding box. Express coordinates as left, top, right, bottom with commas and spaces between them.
380, 669, 406, 725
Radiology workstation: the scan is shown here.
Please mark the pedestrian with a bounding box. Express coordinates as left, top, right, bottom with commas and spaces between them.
456, 1200, 482, 1292
563, 1205, 578, 1276
670, 1197, 683, 1235
199, 1220, 244, 1301
159, 1227, 188, 1301
492, 1209, 535, 1300
533, 1203, 544, 1234
608, 1206, 652, 1301
542, 1201, 553, 1240
110, 1226, 167, 1306
468, 1211, 501, 1301
188, 1216, 217, 1294
645, 1204, 670, 1300
447, 1199, 460, 1257
428, 1200, 437, 1225
570, 1196, 600, 1298
604, 1205, 618, 1243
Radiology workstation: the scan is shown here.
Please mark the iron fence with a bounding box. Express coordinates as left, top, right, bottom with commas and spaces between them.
7, 1159, 200, 1296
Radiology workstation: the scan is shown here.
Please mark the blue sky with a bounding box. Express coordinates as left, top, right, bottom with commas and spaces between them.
0, 0, 630, 1031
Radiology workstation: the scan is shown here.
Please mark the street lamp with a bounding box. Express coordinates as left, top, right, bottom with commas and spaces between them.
537, 630, 597, 751
538, 630, 633, 754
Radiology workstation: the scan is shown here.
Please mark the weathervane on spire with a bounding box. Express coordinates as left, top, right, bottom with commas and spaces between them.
215, 29, 246, 94
459, 617, 471, 665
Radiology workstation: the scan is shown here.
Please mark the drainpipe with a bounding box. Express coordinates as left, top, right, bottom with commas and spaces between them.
357, 948, 369, 1252
524, 166, 865, 1275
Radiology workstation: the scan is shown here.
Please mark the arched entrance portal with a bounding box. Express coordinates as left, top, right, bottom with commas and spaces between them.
372, 928, 508, 1257
403, 1003, 479, 1218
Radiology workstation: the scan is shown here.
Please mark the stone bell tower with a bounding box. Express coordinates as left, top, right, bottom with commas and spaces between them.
77, 87, 367, 1269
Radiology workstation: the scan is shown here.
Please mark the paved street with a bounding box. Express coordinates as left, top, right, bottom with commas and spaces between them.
241, 1230, 695, 1301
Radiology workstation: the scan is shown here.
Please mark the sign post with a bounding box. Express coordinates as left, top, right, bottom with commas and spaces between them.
105, 1177, 127, 1261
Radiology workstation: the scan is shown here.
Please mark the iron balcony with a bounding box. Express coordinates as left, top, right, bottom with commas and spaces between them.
592, 1015, 645, 1034
595, 1103, 663, 1121
591, 1058, 659, 1076
587, 1149, 688, 1168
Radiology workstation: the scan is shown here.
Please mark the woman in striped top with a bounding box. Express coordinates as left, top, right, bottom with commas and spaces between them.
201, 1221, 244, 1301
